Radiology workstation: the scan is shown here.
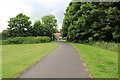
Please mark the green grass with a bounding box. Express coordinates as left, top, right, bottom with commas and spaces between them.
2, 42, 58, 78
88, 41, 118, 53
71, 43, 118, 78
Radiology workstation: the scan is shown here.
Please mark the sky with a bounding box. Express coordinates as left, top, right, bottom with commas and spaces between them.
0, 0, 71, 32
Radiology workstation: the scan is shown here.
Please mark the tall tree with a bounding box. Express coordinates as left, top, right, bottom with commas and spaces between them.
32, 20, 43, 36
8, 13, 32, 37
62, 2, 120, 43
41, 15, 57, 38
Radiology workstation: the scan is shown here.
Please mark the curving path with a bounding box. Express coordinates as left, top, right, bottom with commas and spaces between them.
19, 41, 90, 78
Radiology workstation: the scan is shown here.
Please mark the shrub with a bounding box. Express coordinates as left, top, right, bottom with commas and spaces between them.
88, 41, 118, 53
2, 36, 51, 44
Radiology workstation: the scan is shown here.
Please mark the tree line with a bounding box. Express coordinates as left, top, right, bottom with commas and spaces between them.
62, 2, 120, 43
1, 13, 58, 40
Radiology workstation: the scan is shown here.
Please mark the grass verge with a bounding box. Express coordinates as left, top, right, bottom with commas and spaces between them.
71, 43, 118, 78
2, 42, 57, 78
88, 41, 118, 53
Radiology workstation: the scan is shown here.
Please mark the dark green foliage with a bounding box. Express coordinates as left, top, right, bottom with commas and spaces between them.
62, 2, 120, 43
8, 13, 32, 37
88, 41, 118, 53
41, 15, 58, 39
2, 36, 51, 44
1, 13, 58, 41
0, 33, 1, 40
32, 20, 43, 36
1, 30, 10, 40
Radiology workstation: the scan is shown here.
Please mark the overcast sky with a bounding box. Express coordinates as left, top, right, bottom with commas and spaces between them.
0, 0, 71, 32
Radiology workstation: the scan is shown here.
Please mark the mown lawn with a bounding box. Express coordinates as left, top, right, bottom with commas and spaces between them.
71, 43, 118, 78
2, 42, 57, 78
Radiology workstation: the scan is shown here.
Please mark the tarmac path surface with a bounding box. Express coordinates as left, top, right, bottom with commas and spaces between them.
19, 41, 90, 78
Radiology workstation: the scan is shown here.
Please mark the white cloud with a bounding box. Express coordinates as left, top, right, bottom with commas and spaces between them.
58, 23, 62, 30
0, 0, 71, 32
0, 0, 32, 32
50, 10, 56, 16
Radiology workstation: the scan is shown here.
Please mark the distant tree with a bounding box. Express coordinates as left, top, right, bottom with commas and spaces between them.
41, 15, 57, 38
0, 33, 1, 40
32, 20, 43, 36
1, 30, 10, 40
59, 29, 62, 33
2, 13, 59, 40
8, 13, 32, 37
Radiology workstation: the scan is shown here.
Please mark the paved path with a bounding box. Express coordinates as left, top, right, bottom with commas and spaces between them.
19, 41, 90, 78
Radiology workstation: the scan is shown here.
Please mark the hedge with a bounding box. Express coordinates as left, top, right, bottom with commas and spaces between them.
2, 36, 51, 44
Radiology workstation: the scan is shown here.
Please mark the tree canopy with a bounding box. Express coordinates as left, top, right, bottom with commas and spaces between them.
62, 2, 120, 43
32, 20, 43, 36
2, 13, 58, 40
41, 15, 58, 38
8, 13, 32, 37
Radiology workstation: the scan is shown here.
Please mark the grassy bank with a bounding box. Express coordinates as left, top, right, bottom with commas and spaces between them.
88, 41, 118, 53
2, 42, 57, 78
71, 43, 118, 78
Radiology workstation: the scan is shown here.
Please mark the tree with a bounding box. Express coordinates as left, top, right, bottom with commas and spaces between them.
106, 7, 120, 42
62, 2, 120, 43
8, 13, 32, 37
41, 15, 57, 39
0, 33, 1, 40
32, 20, 43, 36
1, 30, 10, 40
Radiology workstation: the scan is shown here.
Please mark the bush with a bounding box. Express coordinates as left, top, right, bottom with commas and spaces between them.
88, 41, 118, 53
2, 36, 51, 44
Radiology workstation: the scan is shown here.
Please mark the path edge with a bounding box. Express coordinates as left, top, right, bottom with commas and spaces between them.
69, 42, 93, 78
16, 42, 59, 79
